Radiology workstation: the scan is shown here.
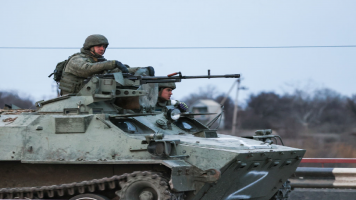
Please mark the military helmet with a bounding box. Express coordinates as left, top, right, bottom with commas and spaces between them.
158, 82, 176, 90
83, 34, 109, 50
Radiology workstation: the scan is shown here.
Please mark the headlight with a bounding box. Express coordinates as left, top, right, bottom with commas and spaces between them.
167, 108, 181, 120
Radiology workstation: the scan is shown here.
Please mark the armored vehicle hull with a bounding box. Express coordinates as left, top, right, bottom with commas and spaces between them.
0, 72, 305, 200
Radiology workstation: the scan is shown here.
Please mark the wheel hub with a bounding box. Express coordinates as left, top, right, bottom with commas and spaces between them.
139, 190, 154, 200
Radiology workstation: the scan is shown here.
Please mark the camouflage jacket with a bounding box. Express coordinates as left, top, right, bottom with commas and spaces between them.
59, 49, 138, 95
155, 100, 172, 112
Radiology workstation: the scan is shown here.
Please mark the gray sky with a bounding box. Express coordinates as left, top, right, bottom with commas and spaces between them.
1, 0, 355, 104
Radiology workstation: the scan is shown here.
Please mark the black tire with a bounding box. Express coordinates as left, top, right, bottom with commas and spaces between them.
117, 171, 171, 200
269, 180, 291, 200
69, 193, 110, 200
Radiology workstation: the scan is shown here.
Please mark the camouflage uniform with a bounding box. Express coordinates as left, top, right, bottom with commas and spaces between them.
155, 100, 172, 112
59, 34, 139, 95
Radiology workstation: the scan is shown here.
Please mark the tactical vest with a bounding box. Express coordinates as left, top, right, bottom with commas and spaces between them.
58, 54, 93, 95
59, 72, 86, 95
155, 100, 172, 112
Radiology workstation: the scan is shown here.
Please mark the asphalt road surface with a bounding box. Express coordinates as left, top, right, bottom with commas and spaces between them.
289, 188, 356, 200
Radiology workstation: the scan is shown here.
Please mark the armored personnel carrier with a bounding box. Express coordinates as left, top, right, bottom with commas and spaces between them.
0, 71, 305, 200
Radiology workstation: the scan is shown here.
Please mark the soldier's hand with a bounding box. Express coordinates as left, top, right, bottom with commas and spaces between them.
146, 66, 155, 76
114, 61, 129, 73
177, 102, 188, 112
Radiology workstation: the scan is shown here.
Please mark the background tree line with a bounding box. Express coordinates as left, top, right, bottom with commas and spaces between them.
182, 86, 356, 137
0, 91, 34, 109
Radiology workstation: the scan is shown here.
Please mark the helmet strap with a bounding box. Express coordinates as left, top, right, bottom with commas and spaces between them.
90, 47, 96, 55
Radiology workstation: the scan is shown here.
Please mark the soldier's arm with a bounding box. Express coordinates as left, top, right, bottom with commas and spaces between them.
65, 56, 116, 78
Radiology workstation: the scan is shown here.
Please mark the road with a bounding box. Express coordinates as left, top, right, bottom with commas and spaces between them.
289, 188, 356, 200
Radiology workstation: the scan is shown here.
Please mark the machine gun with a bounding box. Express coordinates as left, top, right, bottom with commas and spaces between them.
96, 70, 240, 85
123, 71, 240, 84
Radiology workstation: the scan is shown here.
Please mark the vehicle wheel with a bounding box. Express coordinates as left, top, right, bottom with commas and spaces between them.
116, 171, 171, 200
69, 193, 110, 200
269, 180, 291, 200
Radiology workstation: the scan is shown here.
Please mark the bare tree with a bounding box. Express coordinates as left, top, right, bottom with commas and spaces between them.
290, 89, 327, 129
347, 94, 356, 119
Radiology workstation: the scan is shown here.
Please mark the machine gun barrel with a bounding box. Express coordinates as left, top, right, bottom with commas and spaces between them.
97, 72, 240, 84
134, 73, 240, 84
141, 74, 240, 80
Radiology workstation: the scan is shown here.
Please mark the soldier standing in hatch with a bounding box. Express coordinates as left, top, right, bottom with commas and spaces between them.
59, 34, 154, 95
155, 82, 189, 112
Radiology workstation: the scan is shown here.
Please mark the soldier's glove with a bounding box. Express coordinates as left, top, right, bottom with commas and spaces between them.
177, 102, 189, 112
114, 61, 129, 73
146, 66, 155, 76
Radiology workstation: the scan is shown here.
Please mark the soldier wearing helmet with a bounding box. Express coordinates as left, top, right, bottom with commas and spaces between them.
155, 82, 188, 112
59, 34, 154, 95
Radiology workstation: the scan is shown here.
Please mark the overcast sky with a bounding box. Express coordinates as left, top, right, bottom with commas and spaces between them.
1, 0, 355, 105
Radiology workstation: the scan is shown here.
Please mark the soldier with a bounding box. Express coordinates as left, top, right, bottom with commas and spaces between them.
155, 82, 189, 112
59, 34, 154, 95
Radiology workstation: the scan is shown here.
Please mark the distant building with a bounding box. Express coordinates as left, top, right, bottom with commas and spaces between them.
190, 99, 225, 129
